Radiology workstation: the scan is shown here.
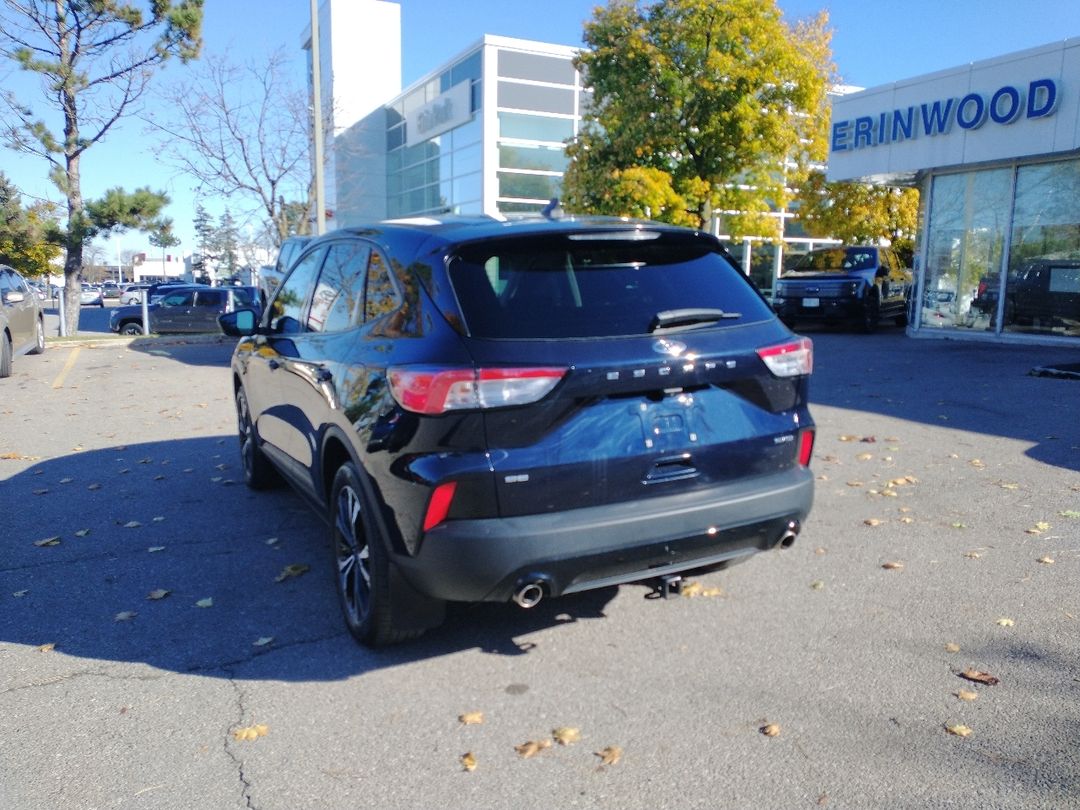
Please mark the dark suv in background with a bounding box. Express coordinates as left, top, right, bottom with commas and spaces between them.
772, 245, 913, 332
221, 216, 816, 645
110, 285, 259, 335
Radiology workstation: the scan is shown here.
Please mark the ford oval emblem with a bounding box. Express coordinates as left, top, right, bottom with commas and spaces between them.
652, 338, 687, 357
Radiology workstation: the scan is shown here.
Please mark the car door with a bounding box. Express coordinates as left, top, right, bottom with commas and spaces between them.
151, 290, 194, 332
0, 269, 33, 349
264, 239, 372, 499
245, 245, 329, 492
188, 289, 227, 332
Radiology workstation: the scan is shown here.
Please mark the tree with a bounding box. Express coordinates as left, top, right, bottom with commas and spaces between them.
148, 221, 181, 269
0, 172, 61, 276
0, 0, 202, 333
796, 171, 920, 261
562, 0, 833, 236
147, 50, 315, 247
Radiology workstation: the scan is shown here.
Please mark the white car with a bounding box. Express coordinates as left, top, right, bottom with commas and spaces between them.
120, 284, 151, 305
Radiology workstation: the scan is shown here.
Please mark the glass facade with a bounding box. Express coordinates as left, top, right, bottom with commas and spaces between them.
381, 41, 582, 220
918, 156, 1080, 340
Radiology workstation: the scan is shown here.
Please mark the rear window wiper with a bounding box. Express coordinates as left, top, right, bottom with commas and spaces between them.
649, 308, 742, 333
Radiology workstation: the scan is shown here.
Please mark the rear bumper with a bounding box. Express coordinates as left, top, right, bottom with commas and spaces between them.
393, 466, 814, 602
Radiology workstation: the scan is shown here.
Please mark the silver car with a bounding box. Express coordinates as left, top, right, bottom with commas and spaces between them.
0, 265, 46, 377
80, 283, 105, 307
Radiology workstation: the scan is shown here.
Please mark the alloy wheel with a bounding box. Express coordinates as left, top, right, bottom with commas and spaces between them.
334, 483, 371, 627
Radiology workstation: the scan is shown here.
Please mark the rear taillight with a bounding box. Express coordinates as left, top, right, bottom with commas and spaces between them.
797, 428, 815, 466
423, 481, 457, 531
387, 366, 567, 415
757, 337, 813, 377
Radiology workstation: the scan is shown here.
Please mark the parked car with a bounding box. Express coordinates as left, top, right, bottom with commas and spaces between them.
79, 283, 104, 307
772, 246, 913, 332
101, 281, 122, 298
219, 216, 816, 645
119, 281, 192, 305
1004, 259, 1080, 332
110, 285, 259, 335
0, 265, 46, 377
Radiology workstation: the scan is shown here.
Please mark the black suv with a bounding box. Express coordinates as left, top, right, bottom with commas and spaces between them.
773, 246, 913, 332
220, 217, 815, 645
110, 285, 259, 335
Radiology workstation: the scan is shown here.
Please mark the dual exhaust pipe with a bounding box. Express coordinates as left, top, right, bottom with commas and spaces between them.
511, 521, 801, 609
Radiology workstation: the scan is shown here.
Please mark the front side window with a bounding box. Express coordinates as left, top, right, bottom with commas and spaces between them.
194, 290, 225, 308
269, 247, 326, 334
161, 291, 195, 307
447, 232, 772, 339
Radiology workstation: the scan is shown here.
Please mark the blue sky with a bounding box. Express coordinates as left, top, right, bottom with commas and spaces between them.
3, 0, 1079, 259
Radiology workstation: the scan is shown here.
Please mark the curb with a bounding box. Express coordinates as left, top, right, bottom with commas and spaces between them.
45, 333, 233, 350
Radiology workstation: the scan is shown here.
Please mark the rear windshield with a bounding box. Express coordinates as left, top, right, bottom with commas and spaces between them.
787, 247, 877, 274
447, 232, 773, 338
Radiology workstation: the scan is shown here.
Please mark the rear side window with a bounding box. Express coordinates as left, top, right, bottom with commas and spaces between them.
270, 248, 326, 334
194, 290, 226, 308
446, 232, 772, 338
308, 241, 369, 332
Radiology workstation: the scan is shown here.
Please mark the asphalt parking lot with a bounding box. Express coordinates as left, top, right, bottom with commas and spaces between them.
2, 326, 1078, 809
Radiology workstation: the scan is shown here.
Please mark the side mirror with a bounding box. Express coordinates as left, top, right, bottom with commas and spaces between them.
219, 308, 259, 337
2, 290, 26, 304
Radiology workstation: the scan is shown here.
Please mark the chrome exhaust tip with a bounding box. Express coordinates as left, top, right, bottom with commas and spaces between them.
779, 520, 800, 549
512, 581, 545, 609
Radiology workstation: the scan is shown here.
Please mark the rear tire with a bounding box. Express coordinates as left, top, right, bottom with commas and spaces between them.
330, 462, 424, 646
28, 318, 45, 355
0, 333, 11, 378
236, 386, 280, 490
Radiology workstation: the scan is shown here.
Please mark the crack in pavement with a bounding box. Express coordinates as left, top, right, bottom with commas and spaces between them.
0, 666, 167, 696
185, 630, 349, 676
224, 673, 259, 810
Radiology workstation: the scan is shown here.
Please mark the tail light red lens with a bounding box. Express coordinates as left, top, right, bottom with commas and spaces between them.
388, 366, 567, 415
797, 428, 815, 467
423, 481, 458, 532
757, 337, 813, 377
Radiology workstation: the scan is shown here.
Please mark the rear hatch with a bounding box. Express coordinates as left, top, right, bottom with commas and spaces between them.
443, 228, 813, 517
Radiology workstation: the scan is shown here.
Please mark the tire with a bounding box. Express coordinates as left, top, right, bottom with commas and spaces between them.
236, 386, 280, 490
28, 317, 45, 355
859, 291, 880, 334
0, 332, 11, 378
330, 462, 424, 646
120, 322, 143, 336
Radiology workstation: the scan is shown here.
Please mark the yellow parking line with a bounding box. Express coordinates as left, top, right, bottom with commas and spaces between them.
51, 347, 81, 389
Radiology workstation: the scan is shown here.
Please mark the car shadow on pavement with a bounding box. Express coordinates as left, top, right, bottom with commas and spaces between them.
802, 329, 1080, 472
2, 437, 617, 679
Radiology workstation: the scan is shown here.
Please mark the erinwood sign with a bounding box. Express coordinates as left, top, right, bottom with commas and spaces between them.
827, 37, 1080, 183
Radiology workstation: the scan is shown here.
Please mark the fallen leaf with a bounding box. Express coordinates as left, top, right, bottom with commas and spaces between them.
839, 435, 859, 442
152, 516, 165, 523
146, 589, 170, 601
969, 459, 985, 468
846, 481, 864, 488
946, 724, 973, 737
33, 488, 49, 495
863, 518, 883, 527
87, 483, 102, 490
859, 436, 877, 443
147, 546, 166, 553
810, 580, 825, 590
960, 669, 1000, 686
515, 739, 552, 759
856, 453, 874, 461
944, 642, 961, 653
1037, 556, 1055, 565
594, 745, 623, 766
760, 723, 781, 737
956, 689, 978, 701
232, 724, 269, 742
13, 590, 28, 597
74, 529, 90, 537
882, 561, 904, 570
114, 611, 137, 621
814, 547, 827, 555
59, 477, 73, 484
952, 523, 968, 529
996, 481, 1019, 490
274, 563, 310, 583
123, 521, 142, 529
195, 597, 214, 608
553, 726, 581, 745
680, 581, 703, 598
963, 551, 981, 559
34, 536, 61, 547
460, 752, 477, 772
253, 636, 274, 647
265, 537, 280, 546
37, 643, 56, 652
153, 475, 166, 481
458, 711, 484, 726
996, 617, 1015, 627
1059, 510, 1080, 519
0, 451, 39, 460
899, 517, 915, 524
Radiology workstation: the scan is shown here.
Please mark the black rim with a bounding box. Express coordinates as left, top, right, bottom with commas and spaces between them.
334, 482, 371, 627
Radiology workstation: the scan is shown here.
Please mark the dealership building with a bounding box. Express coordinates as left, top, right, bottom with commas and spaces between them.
828, 37, 1080, 344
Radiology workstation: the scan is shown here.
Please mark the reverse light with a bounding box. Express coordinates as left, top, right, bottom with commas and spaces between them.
757, 337, 813, 378
423, 481, 458, 532
388, 366, 567, 415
